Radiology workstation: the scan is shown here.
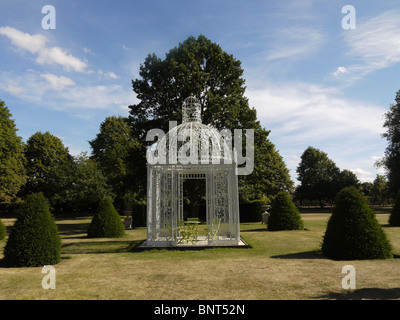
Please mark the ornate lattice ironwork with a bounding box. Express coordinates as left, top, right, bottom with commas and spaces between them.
145, 95, 240, 247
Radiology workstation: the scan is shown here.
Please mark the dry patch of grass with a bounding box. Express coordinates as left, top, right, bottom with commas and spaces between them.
0, 212, 399, 300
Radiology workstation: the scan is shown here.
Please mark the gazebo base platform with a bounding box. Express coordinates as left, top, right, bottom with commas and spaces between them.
137, 236, 250, 251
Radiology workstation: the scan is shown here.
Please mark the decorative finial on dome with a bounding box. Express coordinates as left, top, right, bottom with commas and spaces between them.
182, 94, 201, 123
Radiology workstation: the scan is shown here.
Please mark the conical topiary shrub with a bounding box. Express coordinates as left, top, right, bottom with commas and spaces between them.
0, 219, 6, 240
389, 190, 400, 226
87, 197, 125, 238
322, 186, 392, 260
4, 193, 61, 267
267, 191, 304, 231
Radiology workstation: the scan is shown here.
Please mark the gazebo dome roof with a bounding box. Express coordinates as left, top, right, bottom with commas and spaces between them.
155, 95, 233, 164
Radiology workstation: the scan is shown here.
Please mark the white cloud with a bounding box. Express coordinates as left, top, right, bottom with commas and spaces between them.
0, 26, 87, 72
333, 66, 347, 77
350, 168, 373, 183
342, 10, 400, 80
0, 83, 24, 94
0, 26, 47, 53
122, 44, 133, 51
0, 70, 136, 117
247, 82, 384, 143
246, 81, 387, 183
106, 72, 119, 79
97, 70, 119, 79
265, 26, 325, 61
37, 46, 87, 72
40, 73, 75, 91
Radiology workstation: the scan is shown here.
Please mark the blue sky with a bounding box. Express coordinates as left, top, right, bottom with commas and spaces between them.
1, 0, 399, 184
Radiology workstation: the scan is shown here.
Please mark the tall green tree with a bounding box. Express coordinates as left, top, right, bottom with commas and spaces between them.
296, 146, 341, 206
55, 152, 112, 213
370, 174, 390, 206
128, 35, 293, 201
89, 116, 142, 208
0, 100, 26, 203
337, 169, 359, 191
360, 181, 373, 202
380, 89, 400, 195
21, 131, 73, 208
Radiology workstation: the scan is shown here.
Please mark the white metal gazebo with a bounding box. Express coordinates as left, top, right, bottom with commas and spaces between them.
143, 95, 242, 247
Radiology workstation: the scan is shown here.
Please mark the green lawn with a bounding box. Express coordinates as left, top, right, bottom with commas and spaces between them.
0, 211, 399, 300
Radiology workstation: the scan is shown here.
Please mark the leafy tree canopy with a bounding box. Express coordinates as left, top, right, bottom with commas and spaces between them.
296, 147, 359, 206
296, 146, 341, 205
380, 89, 400, 194
89, 116, 142, 206
0, 100, 26, 203
128, 35, 293, 201
21, 131, 72, 204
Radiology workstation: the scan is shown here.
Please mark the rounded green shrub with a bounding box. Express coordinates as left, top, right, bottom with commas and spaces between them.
322, 187, 392, 260
0, 219, 6, 240
4, 193, 61, 267
87, 197, 125, 238
267, 191, 304, 231
389, 190, 400, 226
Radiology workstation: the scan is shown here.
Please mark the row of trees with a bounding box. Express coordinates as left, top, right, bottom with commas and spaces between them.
295, 86, 400, 207
0, 35, 294, 215
0, 120, 113, 213
295, 146, 392, 207
1, 35, 400, 214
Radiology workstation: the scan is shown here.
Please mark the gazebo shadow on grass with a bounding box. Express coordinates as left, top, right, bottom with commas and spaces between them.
271, 250, 325, 260
241, 227, 266, 233
315, 288, 400, 300
61, 239, 144, 254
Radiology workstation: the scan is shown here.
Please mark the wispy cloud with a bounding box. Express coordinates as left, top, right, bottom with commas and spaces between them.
333, 66, 347, 77
0, 70, 136, 117
350, 168, 373, 183
246, 81, 386, 182
0, 26, 87, 72
0, 83, 24, 95
97, 70, 119, 79
40, 73, 75, 91
265, 26, 325, 61
336, 10, 400, 82
247, 82, 384, 143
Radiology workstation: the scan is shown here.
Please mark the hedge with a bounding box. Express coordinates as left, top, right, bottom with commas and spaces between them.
3, 193, 61, 267
87, 197, 125, 238
322, 186, 392, 260
267, 191, 304, 231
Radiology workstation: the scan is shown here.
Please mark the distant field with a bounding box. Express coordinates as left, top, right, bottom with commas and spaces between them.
0, 211, 399, 300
